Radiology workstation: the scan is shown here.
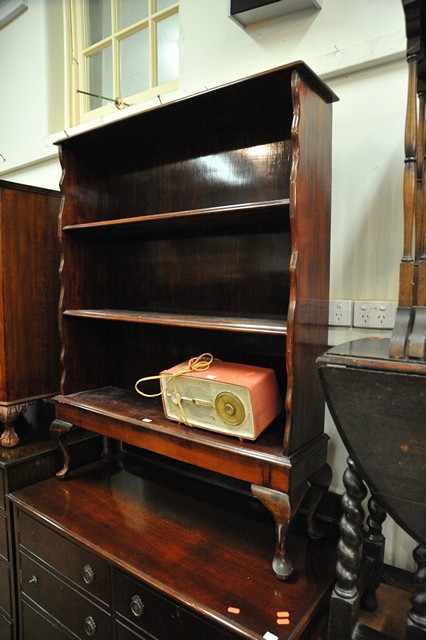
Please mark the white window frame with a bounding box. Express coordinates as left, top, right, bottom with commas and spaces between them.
63, 0, 179, 127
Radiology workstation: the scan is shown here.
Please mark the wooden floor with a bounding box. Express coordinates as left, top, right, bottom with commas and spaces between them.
359, 583, 412, 639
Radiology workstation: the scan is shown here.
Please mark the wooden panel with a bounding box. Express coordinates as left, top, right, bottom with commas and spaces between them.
62, 229, 291, 318
116, 620, 149, 640
0, 186, 60, 402
10, 465, 337, 640
114, 570, 177, 639
285, 72, 332, 453
18, 510, 111, 606
55, 386, 290, 491
0, 514, 8, 561
0, 558, 11, 616
318, 355, 426, 543
21, 599, 69, 640
20, 552, 112, 640
0, 609, 12, 640
179, 608, 238, 640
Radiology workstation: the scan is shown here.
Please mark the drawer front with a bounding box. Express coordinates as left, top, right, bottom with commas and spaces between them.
0, 559, 11, 616
22, 599, 69, 640
116, 620, 150, 640
0, 611, 12, 640
179, 609, 236, 640
18, 510, 110, 605
113, 570, 177, 640
21, 553, 112, 640
0, 515, 7, 561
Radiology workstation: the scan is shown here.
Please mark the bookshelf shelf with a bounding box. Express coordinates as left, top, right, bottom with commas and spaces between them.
63, 309, 288, 336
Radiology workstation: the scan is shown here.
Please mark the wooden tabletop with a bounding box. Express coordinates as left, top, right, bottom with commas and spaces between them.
10, 456, 337, 639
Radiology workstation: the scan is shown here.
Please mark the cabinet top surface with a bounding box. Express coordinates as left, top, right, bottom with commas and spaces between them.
10, 457, 336, 639
0, 428, 95, 469
318, 337, 426, 374
0, 179, 60, 198
56, 60, 338, 147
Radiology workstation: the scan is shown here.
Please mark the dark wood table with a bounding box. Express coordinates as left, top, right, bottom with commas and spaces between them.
10, 454, 338, 640
318, 337, 426, 640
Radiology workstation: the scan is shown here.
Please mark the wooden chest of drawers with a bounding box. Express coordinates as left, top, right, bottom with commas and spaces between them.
11, 455, 337, 640
0, 425, 102, 640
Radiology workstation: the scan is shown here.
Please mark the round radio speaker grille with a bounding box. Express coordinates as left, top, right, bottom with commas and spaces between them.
215, 392, 245, 426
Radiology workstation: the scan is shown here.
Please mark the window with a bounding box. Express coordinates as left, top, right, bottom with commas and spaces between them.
66, 0, 179, 125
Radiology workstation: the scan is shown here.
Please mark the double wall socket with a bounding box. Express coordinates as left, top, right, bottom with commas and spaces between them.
329, 300, 397, 329
353, 301, 397, 329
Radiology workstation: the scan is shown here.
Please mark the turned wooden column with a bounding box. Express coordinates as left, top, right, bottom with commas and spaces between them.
407, 545, 426, 639
361, 496, 387, 612
328, 458, 367, 640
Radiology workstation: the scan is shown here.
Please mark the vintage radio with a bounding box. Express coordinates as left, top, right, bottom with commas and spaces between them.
136, 354, 281, 440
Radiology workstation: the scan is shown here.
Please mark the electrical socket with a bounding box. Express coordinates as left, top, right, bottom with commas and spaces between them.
353, 301, 397, 329
329, 300, 353, 326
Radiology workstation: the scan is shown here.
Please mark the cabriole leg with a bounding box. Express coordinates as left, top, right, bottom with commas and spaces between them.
328, 457, 367, 640
251, 485, 293, 580
50, 419, 75, 479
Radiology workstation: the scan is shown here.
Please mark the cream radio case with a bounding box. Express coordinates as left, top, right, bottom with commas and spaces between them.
160, 360, 281, 440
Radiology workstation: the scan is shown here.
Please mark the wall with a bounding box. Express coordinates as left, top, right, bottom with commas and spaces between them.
0, 0, 417, 570
0, 0, 63, 179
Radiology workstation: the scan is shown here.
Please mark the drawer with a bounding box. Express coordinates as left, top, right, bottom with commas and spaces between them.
18, 510, 110, 605
0, 515, 7, 560
21, 552, 112, 640
116, 620, 150, 640
113, 570, 178, 640
21, 599, 69, 640
179, 609, 236, 640
0, 610, 12, 640
0, 559, 11, 616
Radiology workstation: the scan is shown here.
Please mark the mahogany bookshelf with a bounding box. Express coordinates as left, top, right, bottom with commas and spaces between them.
54, 61, 338, 580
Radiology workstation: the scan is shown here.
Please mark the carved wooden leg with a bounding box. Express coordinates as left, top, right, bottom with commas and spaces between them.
305, 463, 332, 540
407, 545, 426, 639
50, 419, 75, 479
0, 402, 29, 448
361, 496, 387, 612
328, 458, 367, 640
251, 485, 294, 580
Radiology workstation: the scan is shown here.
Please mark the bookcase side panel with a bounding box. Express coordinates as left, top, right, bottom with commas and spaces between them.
286, 72, 332, 454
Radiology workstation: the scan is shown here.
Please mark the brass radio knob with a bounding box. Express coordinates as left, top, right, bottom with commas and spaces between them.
215, 392, 245, 426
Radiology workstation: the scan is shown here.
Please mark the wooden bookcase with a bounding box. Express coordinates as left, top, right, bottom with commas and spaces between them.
54, 62, 338, 579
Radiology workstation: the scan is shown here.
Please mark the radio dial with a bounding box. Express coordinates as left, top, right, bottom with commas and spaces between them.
215, 392, 245, 426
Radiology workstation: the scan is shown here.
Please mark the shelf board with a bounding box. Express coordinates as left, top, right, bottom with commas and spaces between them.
62, 199, 290, 236
63, 309, 288, 336
55, 386, 291, 489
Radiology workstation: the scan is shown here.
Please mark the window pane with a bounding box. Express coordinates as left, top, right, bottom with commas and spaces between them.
118, 0, 149, 30
156, 0, 176, 10
85, 0, 111, 46
157, 13, 179, 85
120, 28, 150, 98
87, 46, 113, 110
